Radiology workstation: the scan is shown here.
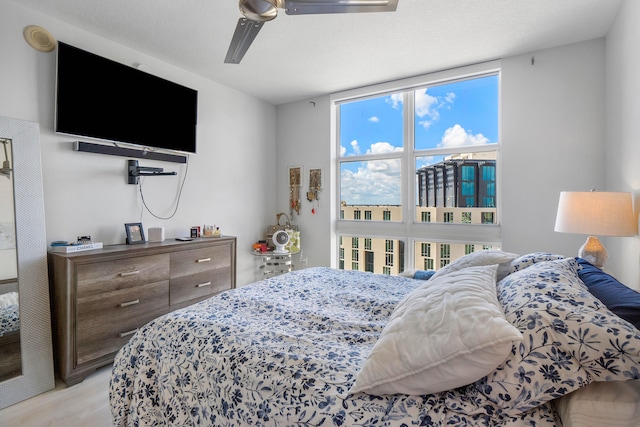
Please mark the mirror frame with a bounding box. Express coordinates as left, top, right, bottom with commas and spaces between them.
0, 117, 54, 409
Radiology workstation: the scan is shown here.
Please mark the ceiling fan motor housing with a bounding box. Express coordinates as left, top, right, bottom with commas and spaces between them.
239, 0, 281, 21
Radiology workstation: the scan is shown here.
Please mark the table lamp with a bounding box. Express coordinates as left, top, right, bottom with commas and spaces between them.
554, 190, 637, 268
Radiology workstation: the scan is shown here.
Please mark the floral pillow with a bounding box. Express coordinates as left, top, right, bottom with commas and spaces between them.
474, 257, 640, 416
497, 252, 566, 281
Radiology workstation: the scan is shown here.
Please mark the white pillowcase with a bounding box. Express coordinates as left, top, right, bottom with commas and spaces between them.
554, 380, 640, 427
429, 249, 519, 282
351, 264, 523, 396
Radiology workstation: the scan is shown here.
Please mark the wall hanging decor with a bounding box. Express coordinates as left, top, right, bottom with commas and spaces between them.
289, 166, 301, 216
307, 168, 322, 215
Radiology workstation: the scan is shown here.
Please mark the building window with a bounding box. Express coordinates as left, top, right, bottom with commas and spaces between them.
421, 242, 431, 257
385, 253, 394, 267
340, 210, 344, 219
352, 262, 359, 270
336, 65, 499, 273
353, 210, 361, 220
365, 210, 372, 220
465, 244, 474, 254
365, 251, 374, 272
352, 237, 359, 249
364, 238, 372, 250
482, 212, 494, 224
383, 266, 391, 275
385, 240, 394, 252
352, 250, 359, 261
424, 258, 434, 270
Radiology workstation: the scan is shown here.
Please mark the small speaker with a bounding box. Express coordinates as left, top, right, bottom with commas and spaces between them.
148, 227, 165, 243
23, 25, 57, 52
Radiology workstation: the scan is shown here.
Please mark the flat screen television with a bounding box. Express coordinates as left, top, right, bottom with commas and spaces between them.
55, 42, 198, 154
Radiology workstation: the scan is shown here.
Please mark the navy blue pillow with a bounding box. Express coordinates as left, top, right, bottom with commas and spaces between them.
413, 270, 436, 281
576, 257, 640, 330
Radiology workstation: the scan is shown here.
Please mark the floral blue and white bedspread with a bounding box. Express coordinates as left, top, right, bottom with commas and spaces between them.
110, 267, 572, 426
0, 291, 19, 337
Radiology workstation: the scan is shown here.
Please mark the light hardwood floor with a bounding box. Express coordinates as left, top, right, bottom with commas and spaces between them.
0, 365, 113, 427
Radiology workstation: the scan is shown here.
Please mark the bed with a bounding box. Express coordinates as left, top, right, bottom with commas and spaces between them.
0, 290, 19, 339
110, 252, 640, 426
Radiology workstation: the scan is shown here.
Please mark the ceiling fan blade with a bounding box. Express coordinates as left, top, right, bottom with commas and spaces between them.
224, 18, 265, 64
284, 0, 398, 15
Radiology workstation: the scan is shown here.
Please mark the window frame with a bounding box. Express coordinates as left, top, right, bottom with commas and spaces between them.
331, 61, 502, 271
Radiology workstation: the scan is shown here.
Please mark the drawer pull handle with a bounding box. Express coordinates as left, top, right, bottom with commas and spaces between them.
196, 281, 212, 288
196, 257, 211, 263
118, 299, 140, 308
119, 328, 138, 338
119, 270, 140, 277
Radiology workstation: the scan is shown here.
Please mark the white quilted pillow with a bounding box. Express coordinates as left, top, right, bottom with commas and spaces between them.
430, 249, 519, 282
351, 264, 523, 396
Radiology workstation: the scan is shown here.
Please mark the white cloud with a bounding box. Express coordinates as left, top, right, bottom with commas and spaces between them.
341, 158, 401, 205
386, 93, 403, 110
415, 89, 455, 129
369, 116, 379, 123
340, 145, 347, 156
366, 141, 402, 155
439, 124, 489, 147
351, 139, 361, 155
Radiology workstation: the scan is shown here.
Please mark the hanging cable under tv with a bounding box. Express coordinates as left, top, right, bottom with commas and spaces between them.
127, 159, 176, 185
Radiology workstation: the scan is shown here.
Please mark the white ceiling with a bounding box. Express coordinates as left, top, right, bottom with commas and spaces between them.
15, 0, 622, 105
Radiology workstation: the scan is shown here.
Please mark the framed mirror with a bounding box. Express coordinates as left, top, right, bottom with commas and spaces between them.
0, 117, 54, 409
0, 135, 20, 381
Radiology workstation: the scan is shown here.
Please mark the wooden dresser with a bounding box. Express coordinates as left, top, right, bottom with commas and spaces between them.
48, 236, 236, 385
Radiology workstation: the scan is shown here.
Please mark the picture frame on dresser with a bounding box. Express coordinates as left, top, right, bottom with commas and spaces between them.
125, 222, 145, 244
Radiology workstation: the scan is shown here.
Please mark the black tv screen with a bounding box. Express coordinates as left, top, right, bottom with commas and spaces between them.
55, 42, 198, 154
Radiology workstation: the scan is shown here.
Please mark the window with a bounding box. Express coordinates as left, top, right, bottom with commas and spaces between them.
352, 237, 359, 249
335, 64, 500, 274
365, 251, 374, 272
364, 238, 372, 250
482, 212, 495, 224
440, 244, 451, 268
421, 242, 431, 257
465, 244, 474, 254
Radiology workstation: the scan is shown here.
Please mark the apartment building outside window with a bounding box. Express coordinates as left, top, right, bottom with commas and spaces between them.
334, 62, 501, 274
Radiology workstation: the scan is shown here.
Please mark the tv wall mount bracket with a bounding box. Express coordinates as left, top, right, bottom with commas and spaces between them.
127, 159, 176, 185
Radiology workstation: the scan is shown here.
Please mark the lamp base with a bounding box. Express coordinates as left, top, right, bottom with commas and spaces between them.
578, 235, 608, 269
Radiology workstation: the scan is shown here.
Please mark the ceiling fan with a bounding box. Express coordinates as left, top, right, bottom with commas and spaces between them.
224, 0, 399, 64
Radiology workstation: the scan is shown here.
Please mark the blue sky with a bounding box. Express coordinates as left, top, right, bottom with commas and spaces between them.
339, 75, 498, 205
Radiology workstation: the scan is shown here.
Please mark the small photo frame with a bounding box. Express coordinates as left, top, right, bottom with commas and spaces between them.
125, 222, 145, 245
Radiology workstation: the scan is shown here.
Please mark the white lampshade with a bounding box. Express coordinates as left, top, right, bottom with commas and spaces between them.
554, 191, 637, 268
554, 191, 637, 237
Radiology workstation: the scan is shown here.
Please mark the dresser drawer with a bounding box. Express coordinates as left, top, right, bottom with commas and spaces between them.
77, 280, 169, 330
170, 245, 231, 278
170, 268, 232, 305
76, 304, 166, 364
77, 254, 170, 298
